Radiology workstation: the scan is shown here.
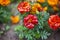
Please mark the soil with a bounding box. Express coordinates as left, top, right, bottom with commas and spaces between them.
0, 3, 21, 40
47, 30, 60, 40
0, 24, 19, 40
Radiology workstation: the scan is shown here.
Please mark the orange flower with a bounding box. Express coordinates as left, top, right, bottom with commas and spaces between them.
37, 0, 45, 3
0, 0, 10, 6
11, 16, 20, 24
30, 3, 42, 14
47, 0, 58, 6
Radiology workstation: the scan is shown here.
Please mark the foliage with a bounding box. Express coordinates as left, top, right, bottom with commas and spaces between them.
11, 0, 24, 3
0, 25, 10, 36
14, 11, 51, 40
0, 0, 11, 36
0, 6, 11, 23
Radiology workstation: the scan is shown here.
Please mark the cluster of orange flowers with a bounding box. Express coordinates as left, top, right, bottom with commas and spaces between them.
47, 0, 59, 11
30, 0, 59, 14
0, 0, 10, 6
37, 0, 59, 6
37, 0, 60, 11
30, 3, 42, 14
30, 3, 47, 14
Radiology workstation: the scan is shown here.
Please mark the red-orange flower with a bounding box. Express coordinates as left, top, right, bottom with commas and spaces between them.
48, 15, 60, 30
24, 14, 38, 29
17, 2, 31, 14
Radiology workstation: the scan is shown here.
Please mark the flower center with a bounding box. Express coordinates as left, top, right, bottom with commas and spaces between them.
28, 19, 32, 23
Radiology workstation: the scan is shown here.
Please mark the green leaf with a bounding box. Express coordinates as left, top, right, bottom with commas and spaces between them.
19, 33, 24, 39
35, 33, 41, 39
41, 31, 50, 40
5, 25, 10, 31
0, 31, 3, 35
